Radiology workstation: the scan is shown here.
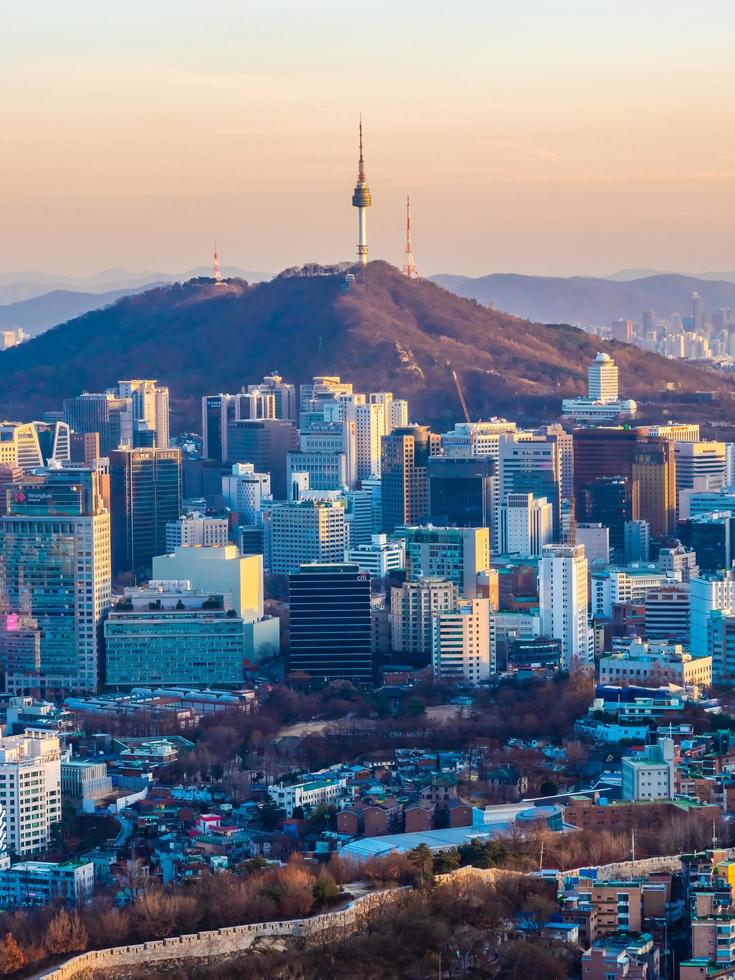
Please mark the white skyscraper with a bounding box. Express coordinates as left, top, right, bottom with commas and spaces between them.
498, 493, 554, 557
116, 380, 170, 448
691, 570, 735, 657
432, 598, 493, 684
264, 499, 347, 575
222, 462, 272, 525
165, 512, 229, 550
539, 544, 591, 669
0, 731, 61, 857
587, 352, 619, 401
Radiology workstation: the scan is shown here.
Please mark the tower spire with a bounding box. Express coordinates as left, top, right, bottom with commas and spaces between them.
351, 118, 372, 267
213, 242, 224, 286
402, 195, 418, 279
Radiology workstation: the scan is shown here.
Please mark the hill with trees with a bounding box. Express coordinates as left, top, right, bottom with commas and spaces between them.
0, 262, 733, 432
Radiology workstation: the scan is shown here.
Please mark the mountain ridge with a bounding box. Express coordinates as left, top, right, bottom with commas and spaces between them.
431, 271, 735, 326
0, 262, 732, 432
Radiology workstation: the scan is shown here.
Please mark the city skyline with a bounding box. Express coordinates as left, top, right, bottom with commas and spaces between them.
4, 1, 735, 277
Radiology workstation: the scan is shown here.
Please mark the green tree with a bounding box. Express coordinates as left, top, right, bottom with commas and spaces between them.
312, 869, 341, 907
407, 844, 434, 885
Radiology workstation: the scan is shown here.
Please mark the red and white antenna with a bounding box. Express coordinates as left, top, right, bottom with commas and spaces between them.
402, 196, 418, 279
213, 242, 224, 285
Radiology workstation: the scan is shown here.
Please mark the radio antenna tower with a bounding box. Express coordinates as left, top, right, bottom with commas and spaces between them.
402, 195, 418, 279
213, 243, 224, 286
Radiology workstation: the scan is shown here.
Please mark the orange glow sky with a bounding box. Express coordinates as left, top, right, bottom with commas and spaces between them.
3, 1, 735, 278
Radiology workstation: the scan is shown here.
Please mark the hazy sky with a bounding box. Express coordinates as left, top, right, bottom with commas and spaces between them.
3, 1, 735, 278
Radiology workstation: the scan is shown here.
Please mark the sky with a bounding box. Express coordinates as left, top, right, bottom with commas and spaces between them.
2, 0, 735, 279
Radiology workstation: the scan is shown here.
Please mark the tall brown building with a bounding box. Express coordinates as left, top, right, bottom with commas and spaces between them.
632, 438, 676, 539
381, 425, 440, 532
70, 431, 100, 466
574, 427, 676, 544
573, 427, 648, 510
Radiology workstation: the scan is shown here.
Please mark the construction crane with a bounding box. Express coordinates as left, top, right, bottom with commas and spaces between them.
448, 363, 472, 424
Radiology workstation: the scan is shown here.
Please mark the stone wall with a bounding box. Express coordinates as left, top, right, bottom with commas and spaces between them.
36, 888, 406, 979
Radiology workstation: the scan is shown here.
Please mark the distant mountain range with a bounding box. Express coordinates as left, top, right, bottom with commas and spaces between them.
430, 273, 735, 327
0, 284, 170, 338
0, 262, 732, 432
0, 266, 272, 307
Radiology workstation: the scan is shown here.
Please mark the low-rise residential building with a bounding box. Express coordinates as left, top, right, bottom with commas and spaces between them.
0, 860, 94, 908
598, 639, 712, 689
268, 777, 348, 818
621, 737, 676, 802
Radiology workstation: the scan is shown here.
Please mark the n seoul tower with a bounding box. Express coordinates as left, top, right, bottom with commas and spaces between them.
351, 119, 372, 267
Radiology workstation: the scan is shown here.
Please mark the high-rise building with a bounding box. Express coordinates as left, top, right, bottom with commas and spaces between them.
539, 544, 591, 669
632, 438, 676, 539
0, 422, 46, 470
575, 523, 610, 565
610, 319, 633, 343
674, 441, 726, 502
391, 578, 458, 657
0, 466, 22, 517
432, 598, 493, 684
63, 392, 133, 456
116, 380, 170, 448
499, 434, 562, 535
351, 402, 384, 480
69, 431, 100, 466
247, 373, 297, 422
440, 420, 517, 460
588, 352, 619, 401
498, 493, 554, 557
221, 462, 272, 525
0, 467, 111, 693
624, 519, 650, 563
427, 456, 495, 529
368, 392, 407, 435
105, 581, 252, 688
707, 609, 735, 684
109, 447, 182, 578
264, 499, 347, 574
164, 511, 229, 550
152, 544, 264, 619
404, 526, 490, 599
573, 427, 648, 510
288, 563, 372, 681
225, 419, 299, 500
580, 476, 638, 559
562, 354, 636, 422
644, 586, 690, 642
287, 450, 348, 493
682, 512, 735, 573
347, 533, 404, 578
201, 393, 240, 464
380, 425, 440, 532
0, 731, 61, 857
691, 570, 735, 657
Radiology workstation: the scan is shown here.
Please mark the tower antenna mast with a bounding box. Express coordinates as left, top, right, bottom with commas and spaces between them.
402, 196, 418, 279
213, 243, 224, 286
